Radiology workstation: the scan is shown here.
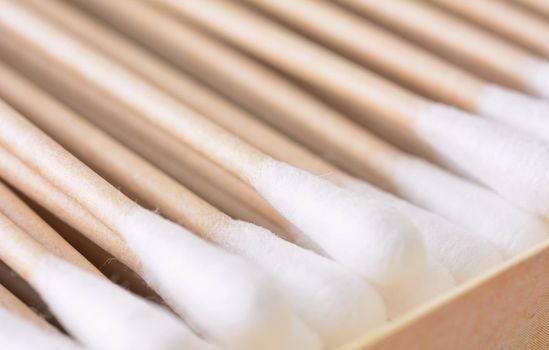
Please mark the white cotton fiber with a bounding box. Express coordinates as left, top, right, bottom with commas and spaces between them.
212, 220, 387, 348
0, 308, 82, 350
477, 85, 549, 142
116, 207, 293, 350
527, 61, 549, 100
415, 103, 549, 217
390, 157, 549, 258
281, 315, 324, 350
344, 179, 504, 283
377, 257, 456, 319
249, 158, 426, 288
29, 255, 215, 350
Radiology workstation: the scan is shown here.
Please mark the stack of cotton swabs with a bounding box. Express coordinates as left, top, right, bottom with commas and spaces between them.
0, 1, 547, 349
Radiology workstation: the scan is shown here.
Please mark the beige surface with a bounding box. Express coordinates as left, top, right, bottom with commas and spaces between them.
341, 241, 549, 350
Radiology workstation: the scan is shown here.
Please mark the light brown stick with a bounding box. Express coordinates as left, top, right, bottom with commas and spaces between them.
0, 145, 139, 271
0, 210, 49, 280
338, 0, 543, 93
0, 100, 135, 238
0, 0, 269, 186
0, 283, 53, 331
0, 47, 287, 236
68, 0, 405, 189
244, 0, 486, 110
0, 63, 225, 236
148, 0, 425, 130
0, 180, 100, 276
24, 0, 337, 179
514, 0, 549, 18
430, 0, 549, 58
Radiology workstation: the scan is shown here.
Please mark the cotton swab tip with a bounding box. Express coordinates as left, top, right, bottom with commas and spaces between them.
250, 158, 426, 287
30, 255, 214, 350
213, 220, 387, 347
528, 61, 549, 100
345, 179, 504, 283
416, 103, 549, 217
0, 308, 82, 350
477, 85, 549, 143
117, 207, 295, 350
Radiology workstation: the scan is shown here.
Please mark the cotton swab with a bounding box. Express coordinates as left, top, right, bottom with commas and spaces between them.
75, 0, 549, 258
0, 180, 100, 275
0, 60, 390, 347
22, 0, 502, 284
146, 0, 549, 219
244, 0, 549, 146
0, 282, 53, 331
345, 180, 503, 283
0, 211, 216, 350
0, 308, 82, 350
0, 0, 302, 240
0, 0, 426, 290
0, 48, 454, 323
0, 150, 314, 350
0, 99, 298, 350
338, 0, 549, 100
0, 0, 450, 316
429, 0, 549, 58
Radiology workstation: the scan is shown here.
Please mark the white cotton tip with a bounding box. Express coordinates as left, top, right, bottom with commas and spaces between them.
377, 257, 456, 319
281, 315, 324, 350
29, 255, 215, 350
390, 157, 549, 258
527, 61, 549, 100
415, 103, 549, 217
0, 308, 82, 350
249, 158, 426, 288
116, 207, 293, 350
477, 85, 549, 142
212, 220, 387, 348
345, 180, 504, 283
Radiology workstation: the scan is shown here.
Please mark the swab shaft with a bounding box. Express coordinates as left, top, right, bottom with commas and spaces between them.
0, 180, 100, 275
245, 0, 484, 111
0, 283, 53, 331
337, 0, 540, 93
0, 0, 266, 181
149, 0, 423, 128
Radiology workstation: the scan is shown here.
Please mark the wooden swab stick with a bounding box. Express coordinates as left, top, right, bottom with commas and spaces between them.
0, 146, 138, 271
0, 283, 53, 331
337, 0, 549, 99
0, 33, 290, 242
0, 180, 100, 276
245, 0, 549, 144
0, 31, 290, 238
0, 308, 82, 350
0, 211, 216, 350
514, 0, 549, 18
0, 0, 426, 290
429, 0, 549, 58
5, 0, 500, 285
23, 0, 333, 180
0, 99, 298, 350
72, 0, 549, 258
143, 0, 549, 219
68, 0, 401, 188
